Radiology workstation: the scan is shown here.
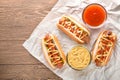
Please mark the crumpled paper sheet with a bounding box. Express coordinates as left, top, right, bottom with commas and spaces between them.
23, 0, 120, 80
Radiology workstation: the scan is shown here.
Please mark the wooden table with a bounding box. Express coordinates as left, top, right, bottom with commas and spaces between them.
0, 0, 62, 80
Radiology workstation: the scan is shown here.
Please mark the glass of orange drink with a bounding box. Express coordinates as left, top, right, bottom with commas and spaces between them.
82, 3, 107, 29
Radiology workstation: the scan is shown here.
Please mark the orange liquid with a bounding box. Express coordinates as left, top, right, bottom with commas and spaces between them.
83, 4, 107, 27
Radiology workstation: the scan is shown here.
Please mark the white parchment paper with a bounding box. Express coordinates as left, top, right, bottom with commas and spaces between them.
23, 0, 120, 80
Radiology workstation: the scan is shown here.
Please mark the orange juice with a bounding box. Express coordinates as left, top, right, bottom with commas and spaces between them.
82, 3, 107, 27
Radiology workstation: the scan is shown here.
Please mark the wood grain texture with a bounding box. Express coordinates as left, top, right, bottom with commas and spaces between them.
0, 41, 40, 64
0, 0, 57, 40
0, 0, 62, 80
0, 65, 61, 80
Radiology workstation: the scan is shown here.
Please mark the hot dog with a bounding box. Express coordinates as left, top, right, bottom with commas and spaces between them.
57, 15, 90, 43
42, 34, 66, 69
92, 30, 117, 66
